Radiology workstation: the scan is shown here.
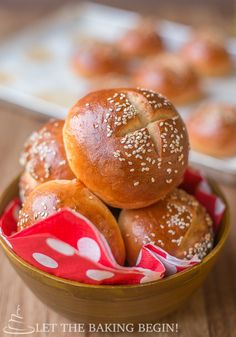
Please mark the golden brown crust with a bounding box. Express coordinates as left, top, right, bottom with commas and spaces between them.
187, 102, 236, 157
19, 171, 38, 202
119, 189, 213, 266
133, 53, 201, 105
63, 88, 189, 209
180, 32, 232, 77
117, 21, 164, 58
17, 179, 126, 266
71, 42, 126, 78
20, 119, 75, 186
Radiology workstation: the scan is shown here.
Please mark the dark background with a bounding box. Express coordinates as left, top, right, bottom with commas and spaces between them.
0, 0, 235, 39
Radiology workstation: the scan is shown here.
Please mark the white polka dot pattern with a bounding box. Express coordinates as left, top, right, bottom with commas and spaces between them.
46, 238, 75, 256
32, 252, 58, 269
86, 269, 114, 281
215, 197, 225, 215
77, 237, 101, 262
140, 270, 161, 284
1, 167, 224, 287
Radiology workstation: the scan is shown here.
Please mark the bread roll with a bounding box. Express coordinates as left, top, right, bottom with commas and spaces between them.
19, 119, 74, 200
71, 41, 125, 78
186, 101, 236, 157
119, 189, 213, 266
117, 21, 164, 59
133, 53, 201, 105
180, 31, 232, 76
19, 171, 38, 202
63, 88, 189, 209
18, 179, 125, 265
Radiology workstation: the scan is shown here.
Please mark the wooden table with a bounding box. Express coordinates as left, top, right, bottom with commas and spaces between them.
0, 2, 235, 336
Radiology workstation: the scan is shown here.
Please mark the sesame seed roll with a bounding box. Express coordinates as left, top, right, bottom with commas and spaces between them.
19, 119, 75, 201
71, 41, 125, 78
180, 31, 232, 77
133, 53, 201, 105
116, 20, 164, 59
63, 88, 189, 209
17, 179, 126, 266
186, 101, 236, 157
119, 189, 213, 266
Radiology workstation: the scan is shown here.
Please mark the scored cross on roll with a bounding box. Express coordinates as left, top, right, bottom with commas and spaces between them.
63, 88, 189, 208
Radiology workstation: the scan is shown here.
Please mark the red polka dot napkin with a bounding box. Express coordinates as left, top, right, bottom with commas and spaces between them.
0, 167, 225, 285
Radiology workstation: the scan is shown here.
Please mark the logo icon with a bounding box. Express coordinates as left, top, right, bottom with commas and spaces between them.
3, 305, 35, 335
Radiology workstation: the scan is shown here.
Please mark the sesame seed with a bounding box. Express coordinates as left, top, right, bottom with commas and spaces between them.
166, 179, 173, 184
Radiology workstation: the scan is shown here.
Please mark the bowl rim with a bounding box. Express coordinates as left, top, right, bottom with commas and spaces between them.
0, 176, 230, 290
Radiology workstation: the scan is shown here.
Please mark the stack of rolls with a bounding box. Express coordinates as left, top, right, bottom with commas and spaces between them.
18, 88, 214, 267
71, 21, 232, 108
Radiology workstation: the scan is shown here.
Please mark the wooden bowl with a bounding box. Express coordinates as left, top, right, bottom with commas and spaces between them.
0, 176, 230, 323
